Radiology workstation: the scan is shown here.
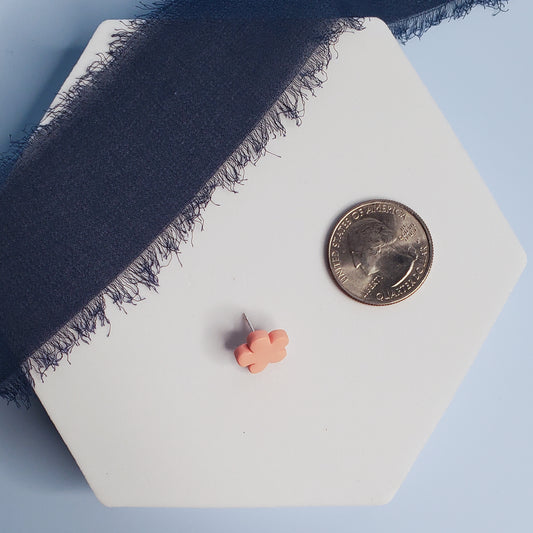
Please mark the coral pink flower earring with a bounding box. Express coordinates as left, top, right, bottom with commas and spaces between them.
234, 314, 289, 374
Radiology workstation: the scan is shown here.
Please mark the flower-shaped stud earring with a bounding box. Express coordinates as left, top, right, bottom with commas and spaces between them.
234, 314, 289, 374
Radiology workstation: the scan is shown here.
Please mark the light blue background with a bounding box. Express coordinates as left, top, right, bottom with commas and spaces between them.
0, 1, 531, 531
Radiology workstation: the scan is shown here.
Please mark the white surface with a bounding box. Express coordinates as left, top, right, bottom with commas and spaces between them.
33, 18, 525, 507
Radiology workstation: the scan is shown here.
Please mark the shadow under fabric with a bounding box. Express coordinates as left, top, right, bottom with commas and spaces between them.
0, 0, 507, 406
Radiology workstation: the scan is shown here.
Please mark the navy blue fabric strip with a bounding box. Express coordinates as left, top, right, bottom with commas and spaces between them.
0, 18, 348, 386
0, 1, 507, 404
137, 0, 445, 19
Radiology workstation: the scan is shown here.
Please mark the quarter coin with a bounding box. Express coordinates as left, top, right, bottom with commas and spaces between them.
327, 199, 433, 305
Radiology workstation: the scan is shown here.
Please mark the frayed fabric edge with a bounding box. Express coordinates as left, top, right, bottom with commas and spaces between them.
389, 0, 508, 43
0, 17, 364, 407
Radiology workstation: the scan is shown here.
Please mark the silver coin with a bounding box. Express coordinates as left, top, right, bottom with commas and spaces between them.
327, 199, 433, 305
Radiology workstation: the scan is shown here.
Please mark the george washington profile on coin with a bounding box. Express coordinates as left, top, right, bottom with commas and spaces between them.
328, 200, 433, 305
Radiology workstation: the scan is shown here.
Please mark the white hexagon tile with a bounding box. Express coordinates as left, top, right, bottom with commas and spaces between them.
32, 19, 526, 507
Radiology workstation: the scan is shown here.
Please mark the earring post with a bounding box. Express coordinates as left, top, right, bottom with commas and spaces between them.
242, 313, 255, 332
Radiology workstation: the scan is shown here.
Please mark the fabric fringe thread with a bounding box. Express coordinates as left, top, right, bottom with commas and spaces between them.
389, 0, 507, 43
